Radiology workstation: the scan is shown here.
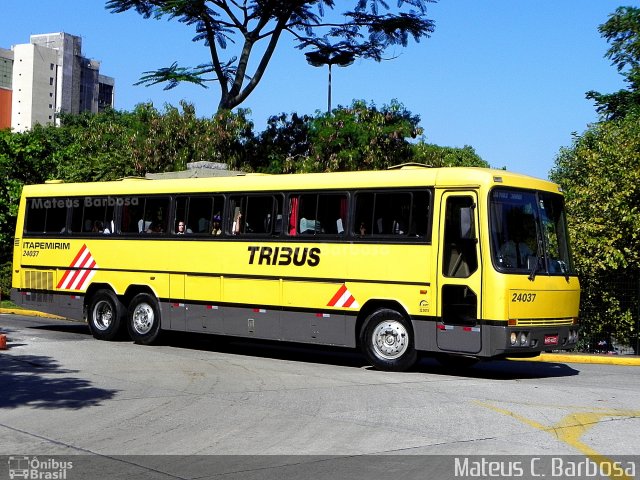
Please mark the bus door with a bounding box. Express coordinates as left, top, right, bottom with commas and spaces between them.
436, 192, 482, 354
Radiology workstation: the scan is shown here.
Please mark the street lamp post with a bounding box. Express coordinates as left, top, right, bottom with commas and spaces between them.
305, 51, 355, 114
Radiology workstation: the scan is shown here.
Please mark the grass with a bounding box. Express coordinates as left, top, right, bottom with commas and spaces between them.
0, 299, 19, 309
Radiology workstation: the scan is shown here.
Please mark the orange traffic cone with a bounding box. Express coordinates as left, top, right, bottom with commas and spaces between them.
0, 334, 7, 350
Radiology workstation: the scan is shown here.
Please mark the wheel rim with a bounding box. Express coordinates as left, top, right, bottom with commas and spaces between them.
370, 320, 409, 360
93, 300, 113, 331
132, 303, 155, 335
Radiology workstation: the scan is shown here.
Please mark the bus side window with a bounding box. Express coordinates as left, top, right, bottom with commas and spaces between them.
354, 190, 430, 238
24, 197, 68, 234
354, 192, 374, 237
298, 193, 347, 235
228, 194, 287, 235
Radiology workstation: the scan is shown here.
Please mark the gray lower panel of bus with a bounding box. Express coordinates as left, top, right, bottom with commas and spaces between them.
163, 300, 357, 348
11, 289, 85, 320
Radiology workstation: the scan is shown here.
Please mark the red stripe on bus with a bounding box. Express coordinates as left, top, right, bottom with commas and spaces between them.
65, 252, 95, 289
56, 244, 88, 288
327, 284, 347, 306
74, 259, 96, 289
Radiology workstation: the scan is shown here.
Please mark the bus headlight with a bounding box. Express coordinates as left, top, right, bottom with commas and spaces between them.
510, 332, 518, 346
520, 332, 528, 346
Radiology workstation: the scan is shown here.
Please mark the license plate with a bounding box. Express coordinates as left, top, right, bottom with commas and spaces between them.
544, 335, 559, 346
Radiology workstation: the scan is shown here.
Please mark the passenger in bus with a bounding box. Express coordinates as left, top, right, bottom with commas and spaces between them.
359, 221, 367, 236
211, 215, 222, 235
499, 222, 533, 268
147, 221, 163, 233
92, 221, 104, 233
232, 211, 243, 235
176, 221, 191, 234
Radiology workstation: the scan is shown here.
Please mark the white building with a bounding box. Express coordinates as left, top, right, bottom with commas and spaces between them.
7, 32, 115, 132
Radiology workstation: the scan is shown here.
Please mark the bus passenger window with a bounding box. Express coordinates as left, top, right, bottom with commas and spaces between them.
229, 194, 282, 236
25, 197, 68, 234
353, 190, 431, 240
296, 193, 347, 235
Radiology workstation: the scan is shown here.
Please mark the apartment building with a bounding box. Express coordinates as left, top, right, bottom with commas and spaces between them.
0, 48, 12, 129
0, 32, 115, 132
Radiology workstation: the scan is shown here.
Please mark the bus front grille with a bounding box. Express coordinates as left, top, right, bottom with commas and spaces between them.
514, 318, 574, 327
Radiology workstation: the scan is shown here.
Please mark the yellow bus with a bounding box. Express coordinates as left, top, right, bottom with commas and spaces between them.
10, 166, 580, 371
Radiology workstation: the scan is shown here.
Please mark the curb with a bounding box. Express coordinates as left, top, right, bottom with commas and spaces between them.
0, 307, 65, 319
2, 307, 639, 366
524, 352, 640, 366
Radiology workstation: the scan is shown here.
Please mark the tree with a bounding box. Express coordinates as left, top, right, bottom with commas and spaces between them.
303, 99, 422, 172
586, 6, 640, 120
0, 127, 61, 297
550, 111, 640, 351
251, 112, 313, 173
248, 102, 489, 173
105, 0, 436, 111
412, 143, 488, 168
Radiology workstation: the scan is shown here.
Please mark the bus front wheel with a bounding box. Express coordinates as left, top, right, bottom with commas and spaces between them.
361, 309, 417, 371
88, 289, 124, 341
127, 293, 162, 345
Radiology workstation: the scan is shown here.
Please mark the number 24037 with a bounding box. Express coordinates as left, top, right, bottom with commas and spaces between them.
512, 293, 536, 303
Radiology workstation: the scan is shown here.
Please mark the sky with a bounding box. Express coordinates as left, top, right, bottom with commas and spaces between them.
0, 1, 633, 179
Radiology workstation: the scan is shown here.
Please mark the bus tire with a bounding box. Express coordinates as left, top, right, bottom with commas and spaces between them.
88, 289, 124, 341
127, 293, 162, 345
361, 309, 418, 372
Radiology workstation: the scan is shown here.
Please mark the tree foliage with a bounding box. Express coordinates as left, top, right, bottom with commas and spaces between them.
250, 100, 488, 173
413, 143, 488, 168
586, 6, 640, 120
303, 100, 423, 172
552, 7, 640, 351
105, 0, 436, 110
551, 112, 640, 348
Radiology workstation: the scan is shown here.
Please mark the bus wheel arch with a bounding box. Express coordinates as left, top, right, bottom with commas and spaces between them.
86, 287, 125, 341
358, 301, 417, 372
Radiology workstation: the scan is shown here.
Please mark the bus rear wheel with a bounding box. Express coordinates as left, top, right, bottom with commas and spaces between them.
88, 289, 124, 341
361, 309, 418, 372
127, 293, 162, 345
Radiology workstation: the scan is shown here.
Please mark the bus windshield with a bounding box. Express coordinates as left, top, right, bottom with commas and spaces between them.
490, 188, 574, 276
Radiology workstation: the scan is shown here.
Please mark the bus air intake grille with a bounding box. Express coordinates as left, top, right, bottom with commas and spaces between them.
24, 270, 54, 291
515, 318, 574, 327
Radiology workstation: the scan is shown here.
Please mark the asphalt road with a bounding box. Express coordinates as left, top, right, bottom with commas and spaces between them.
1, 314, 639, 479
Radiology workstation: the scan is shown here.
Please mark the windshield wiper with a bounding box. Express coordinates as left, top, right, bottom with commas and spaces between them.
528, 256, 540, 281
558, 260, 570, 281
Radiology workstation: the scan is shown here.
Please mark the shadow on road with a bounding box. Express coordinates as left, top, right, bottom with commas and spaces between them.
413, 358, 580, 379
3, 318, 580, 382
29, 323, 91, 335
160, 332, 580, 379
0, 353, 119, 410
